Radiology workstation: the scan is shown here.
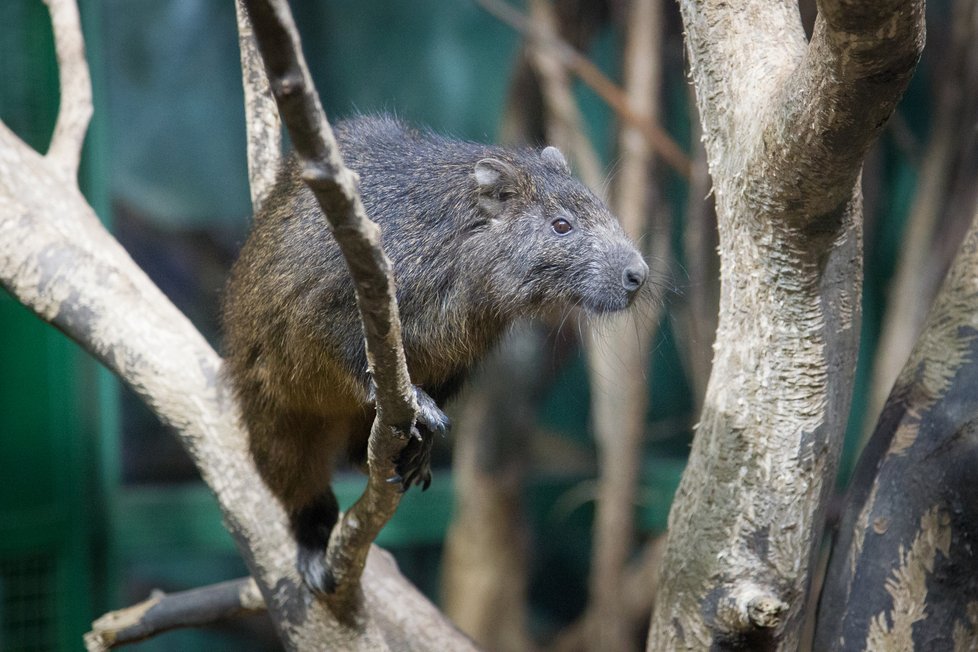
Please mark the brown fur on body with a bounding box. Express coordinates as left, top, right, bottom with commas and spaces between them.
222, 115, 649, 593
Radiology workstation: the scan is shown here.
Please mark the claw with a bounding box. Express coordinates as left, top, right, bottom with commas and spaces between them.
386, 473, 403, 485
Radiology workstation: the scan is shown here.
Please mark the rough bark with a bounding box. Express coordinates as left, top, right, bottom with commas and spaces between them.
0, 1, 474, 649
674, 99, 718, 412
648, 0, 924, 649
815, 205, 978, 651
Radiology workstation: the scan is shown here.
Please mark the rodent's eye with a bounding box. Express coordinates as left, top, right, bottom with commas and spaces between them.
497, 188, 518, 201
551, 218, 573, 235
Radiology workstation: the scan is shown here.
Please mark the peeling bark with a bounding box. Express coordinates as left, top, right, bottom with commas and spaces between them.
816, 207, 978, 651
648, 0, 924, 648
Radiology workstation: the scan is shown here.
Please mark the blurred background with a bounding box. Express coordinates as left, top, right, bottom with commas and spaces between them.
0, 0, 973, 650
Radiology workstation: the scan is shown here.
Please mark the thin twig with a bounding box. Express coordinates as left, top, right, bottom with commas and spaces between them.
240, 0, 419, 610
476, 0, 690, 177
84, 578, 265, 651
42, 0, 92, 180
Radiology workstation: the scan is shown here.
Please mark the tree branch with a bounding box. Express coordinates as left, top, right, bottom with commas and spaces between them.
752, 1, 926, 218
84, 578, 265, 651
861, 0, 978, 444
476, 0, 690, 178
239, 0, 421, 611
585, 1, 666, 650
816, 199, 978, 650
524, 0, 603, 190
0, 1, 473, 649
43, 0, 92, 181
649, 0, 924, 647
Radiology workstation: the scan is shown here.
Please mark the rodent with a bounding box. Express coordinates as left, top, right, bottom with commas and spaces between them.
222, 115, 650, 594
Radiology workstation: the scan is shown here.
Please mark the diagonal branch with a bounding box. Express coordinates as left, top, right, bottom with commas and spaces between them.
476, 0, 690, 178
524, 0, 603, 190
43, 0, 92, 181
817, 198, 978, 650
239, 0, 419, 611
752, 1, 926, 218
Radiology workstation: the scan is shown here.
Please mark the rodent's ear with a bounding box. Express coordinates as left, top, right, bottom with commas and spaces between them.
474, 158, 518, 201
541, 146, 570, 174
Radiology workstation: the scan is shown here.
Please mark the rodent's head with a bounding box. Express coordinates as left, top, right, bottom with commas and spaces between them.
470, 146, 649, 316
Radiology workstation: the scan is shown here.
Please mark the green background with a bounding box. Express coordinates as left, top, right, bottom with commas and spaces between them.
0, 0, 930, 649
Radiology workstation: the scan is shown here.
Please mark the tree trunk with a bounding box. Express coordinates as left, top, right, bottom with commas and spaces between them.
648, 1, 924, 648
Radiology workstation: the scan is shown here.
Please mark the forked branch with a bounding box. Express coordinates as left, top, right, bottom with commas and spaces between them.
239, 0, 421, 610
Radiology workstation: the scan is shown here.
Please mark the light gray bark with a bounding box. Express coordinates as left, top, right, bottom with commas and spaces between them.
234, 0, 280, 215
648, 1, 924, 649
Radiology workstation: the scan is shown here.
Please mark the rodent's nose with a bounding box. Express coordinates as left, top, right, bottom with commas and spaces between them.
622, 257, 649, 293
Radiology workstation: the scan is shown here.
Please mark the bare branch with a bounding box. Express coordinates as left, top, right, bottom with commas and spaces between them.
84, 578, 265, 651
234, 0, 282, 214
42, 0, 92, 180
0, 2, 473, 649
476, 0, 690, 178
239, 0, 420, 609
